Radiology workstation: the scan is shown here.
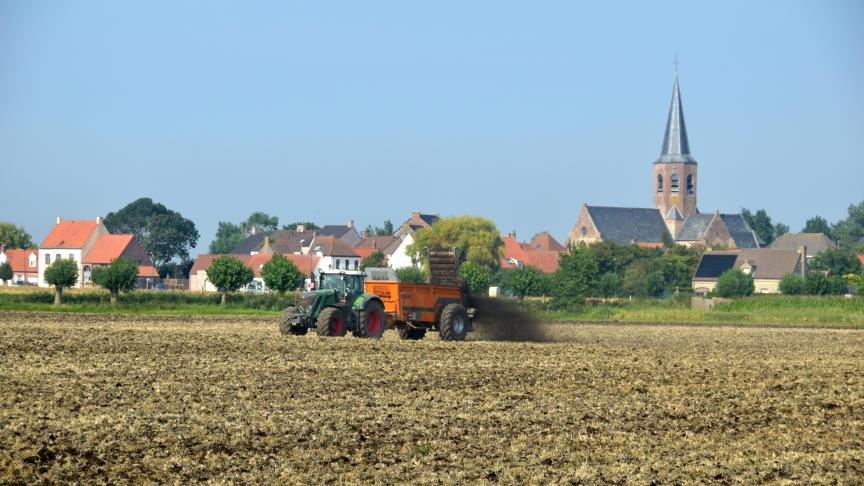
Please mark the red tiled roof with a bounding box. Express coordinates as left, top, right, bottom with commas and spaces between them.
41, 220, 99, 248
499, 235, 564, 273
137, 265, 160, 278
353, 247, 378, 259
83, 234, 135, 264
3, 249, 38, 273
529, 232, 567, 252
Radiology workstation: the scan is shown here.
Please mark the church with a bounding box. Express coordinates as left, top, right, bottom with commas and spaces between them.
566, 76, 760, 249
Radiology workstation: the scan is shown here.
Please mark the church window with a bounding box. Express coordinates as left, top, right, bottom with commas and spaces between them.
670, 174, 679, 192
580, 226, 588, 237
687, 174, 694, 194
657, 174, 663, 192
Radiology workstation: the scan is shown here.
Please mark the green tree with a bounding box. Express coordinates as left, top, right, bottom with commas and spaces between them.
0, 262, 12, 284
206, 256, 253, 304
812, 248, 862, 276
360, 250, 387, 270
505, 266, 546, 301
831, 201, 864, 252
459, 261, 492, 295
366, 220, 395, 236
804, 273, 847, 296
283, 222, 320, 231
92, 258, 139, 304
774, 223, 790, 239
644, 271, 667, 297
596, 272, 622, 298
778, 273, 806, 295
44, 258, 79, 305
803, 216, 832, 236
395, 266, 426, 284
241, 212, 279, 235
406, 216, 503, 271
209, 222, 245, 254
714, 269, 754, 298
261, 254, 302, 294
104, 198, 199, 270
0, 223, 34, 249
552, 245, 598, 302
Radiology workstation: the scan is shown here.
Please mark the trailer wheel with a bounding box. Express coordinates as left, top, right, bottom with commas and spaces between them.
439, 304, 468, 341
279, 307, 308, 336
358, 300, 385, 339
398, 327, 426, 340
316, 307, 347, 337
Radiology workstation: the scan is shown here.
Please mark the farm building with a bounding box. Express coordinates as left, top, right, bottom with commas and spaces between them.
500, 232, 567, 273
0, 247, 39, 285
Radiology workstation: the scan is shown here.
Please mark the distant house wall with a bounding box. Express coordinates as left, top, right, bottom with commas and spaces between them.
387, 234, 416, 270
693, 278, 781, 295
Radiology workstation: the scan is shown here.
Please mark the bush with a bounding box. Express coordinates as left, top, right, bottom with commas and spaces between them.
0, 262, 12, 283
206, 256, 254, 304
93, 258, 139, 304
596, 272, 622, 298
261, 254, 302, 294
395, 266, 426, 284
505, 266, 546, 300
459, 261, 492, 295
0, 288, 301, 310
714, 269, 754, 298
805, 273, 847, 296
778, 273, 805, 295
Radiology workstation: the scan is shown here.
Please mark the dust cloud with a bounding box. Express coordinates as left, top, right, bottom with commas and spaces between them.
470, 297, 551, 342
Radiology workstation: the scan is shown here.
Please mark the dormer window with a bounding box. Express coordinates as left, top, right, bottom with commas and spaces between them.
657, 174, 663, 192
670, 174, 679, 193
686, 174, 694, 194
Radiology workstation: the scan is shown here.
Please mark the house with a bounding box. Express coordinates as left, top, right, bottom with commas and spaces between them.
567, 75, 758, 250
0, 247, 38, 285
692, 248, 806, 295
308, 236, 360, 272
500, 232, 567, 273
769, 233, 836, 262
317, 220, 361, 247
394, 211, 439, 238
189, 253, 320, 292
352, 235, 400, 261
82, 234, 160, 288
38, 217, 109, 287
231, 227, 318, 255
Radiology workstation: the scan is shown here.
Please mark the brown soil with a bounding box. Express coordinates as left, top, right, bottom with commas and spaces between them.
1, 312, 862, 483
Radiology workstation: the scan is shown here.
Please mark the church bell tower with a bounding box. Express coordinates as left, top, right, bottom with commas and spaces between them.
653, 75, 698, 237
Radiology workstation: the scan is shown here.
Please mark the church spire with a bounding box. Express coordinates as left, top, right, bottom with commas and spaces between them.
655, 75, 696, 164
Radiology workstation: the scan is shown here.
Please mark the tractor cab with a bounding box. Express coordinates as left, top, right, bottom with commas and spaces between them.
318, 271, 366, 302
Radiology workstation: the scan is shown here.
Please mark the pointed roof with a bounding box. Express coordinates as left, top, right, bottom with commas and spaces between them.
665, 206, 684, 221
655, 76, 697, 164
83, 234, 135, 263
41, 220, 99, 248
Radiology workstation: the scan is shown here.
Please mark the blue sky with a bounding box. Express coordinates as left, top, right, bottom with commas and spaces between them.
1, 1, 862, 254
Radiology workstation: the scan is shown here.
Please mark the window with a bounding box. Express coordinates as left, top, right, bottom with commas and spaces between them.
670, 174, 679, 192
68, 254, 75, 262
335, 259, 340, 270
55, 254, 61, 263
45, 254, 51, 265
657, 174, 663, 192
29, 256, 35, 267
686, 174, 694, 194
354, 259, 359, 270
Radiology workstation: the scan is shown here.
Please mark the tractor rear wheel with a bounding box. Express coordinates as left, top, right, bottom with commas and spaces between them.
398, 327, 427, 340
279, 307, 308, 336
358, 300, 385, 339
316, 307, 348, 337
439, 304, 468, 341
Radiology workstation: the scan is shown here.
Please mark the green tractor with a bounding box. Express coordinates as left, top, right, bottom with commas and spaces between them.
279, 270, 386, 338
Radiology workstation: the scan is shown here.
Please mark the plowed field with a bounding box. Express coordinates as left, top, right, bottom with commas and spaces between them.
1, 312, 862, 483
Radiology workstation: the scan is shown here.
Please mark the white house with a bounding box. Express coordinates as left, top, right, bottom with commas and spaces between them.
38, 217, 108, 287
0, 247, 39, 285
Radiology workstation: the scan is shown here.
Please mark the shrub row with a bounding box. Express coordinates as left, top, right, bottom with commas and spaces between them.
0, 289, 301, 310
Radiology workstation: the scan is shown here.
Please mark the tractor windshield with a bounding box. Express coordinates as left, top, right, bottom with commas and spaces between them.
320, 274, 343, 291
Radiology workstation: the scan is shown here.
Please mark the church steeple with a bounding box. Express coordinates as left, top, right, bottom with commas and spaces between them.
653, 72, 698, 236
655, 76, 696, 164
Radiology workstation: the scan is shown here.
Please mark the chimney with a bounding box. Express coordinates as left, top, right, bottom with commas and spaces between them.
347, 219, 354, 229
96, 216, 101, 225
56, 217, 62, 224
251, 226, 257, 235
798, 246, 807, 279
296, 224, 305, 233
360, 229, 369, 239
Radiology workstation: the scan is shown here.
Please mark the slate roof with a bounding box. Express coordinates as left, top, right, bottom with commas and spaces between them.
769, 233, 836, 256
675, 213, 714, 241
354, 236, 400, 255
41, 220, 99, 248
231, 230, 317, 255
719, 214, 759, 249
655, 76, 697, 164
586, 206, 669, 245
693, 249, 802, 281
318, 225, 352, 238
665, 206, 684, 221
230, 233, 267, 254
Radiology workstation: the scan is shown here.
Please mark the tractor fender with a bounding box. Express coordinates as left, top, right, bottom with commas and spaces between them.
352, 293, 383, 312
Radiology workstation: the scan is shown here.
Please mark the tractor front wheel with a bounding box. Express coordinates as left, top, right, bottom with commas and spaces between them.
279, 307, 308, 336
439, 304, 468, 341
316, 307, 348, 337
358, 301, 385, 339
